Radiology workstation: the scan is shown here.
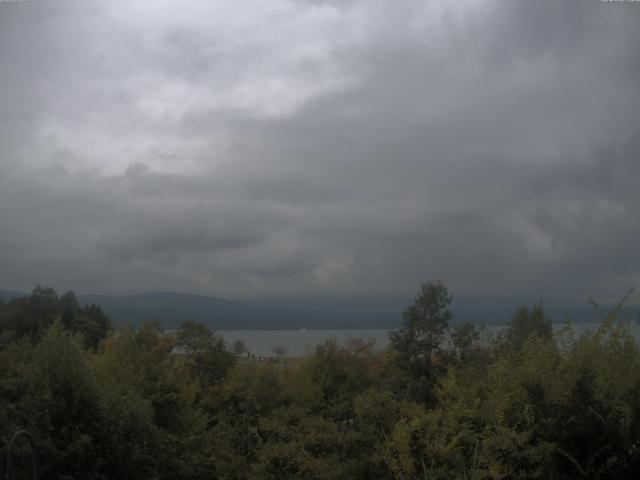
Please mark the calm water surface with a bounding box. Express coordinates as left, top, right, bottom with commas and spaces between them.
220, 329, 390, 357
220, 321, 640, 357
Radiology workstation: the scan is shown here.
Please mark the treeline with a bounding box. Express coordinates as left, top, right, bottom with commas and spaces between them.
0, 286, 111, 348
1, 283, 640, 479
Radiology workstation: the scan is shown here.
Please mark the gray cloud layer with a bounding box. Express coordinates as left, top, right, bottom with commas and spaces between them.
1, 0, 639, 303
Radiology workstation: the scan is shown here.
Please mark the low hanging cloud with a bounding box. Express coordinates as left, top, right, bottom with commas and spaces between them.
0, 0, 639, 303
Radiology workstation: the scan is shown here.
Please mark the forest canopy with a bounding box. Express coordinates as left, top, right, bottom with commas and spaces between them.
1, 284, 639, 479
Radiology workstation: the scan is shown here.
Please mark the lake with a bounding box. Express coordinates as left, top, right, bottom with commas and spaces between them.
219, 329, 391, 357
219, 321, 638, 357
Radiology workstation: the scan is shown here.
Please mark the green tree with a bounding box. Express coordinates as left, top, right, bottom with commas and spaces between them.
503, 302, 552, 350
30, 320, 104, 479
176, 320, 216, 353
389, 281, 453, 403
204, 362, 288, 479
175, 320, 235, 389
77, 303, 111, 349
291, 339, 373, 421
95, 322, 208, 479
232, 339, 249, 357
450, 321, 480, 362
1, 286, 60, 343
0, 287, 110, 349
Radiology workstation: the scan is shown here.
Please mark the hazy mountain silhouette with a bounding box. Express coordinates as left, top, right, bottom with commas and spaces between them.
1, 289, 632, 329
78, 292, 406, 329
0, 289, 27, 302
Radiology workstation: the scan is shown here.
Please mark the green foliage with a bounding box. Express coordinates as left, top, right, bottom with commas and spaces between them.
501, 302, 553, 351
94, 323, 209, 479
0, 286, 111, 348
2, 284, 640, 479
291, 338, 374, 420
176, 319, 235, 388
451, 321, 481, 362
33, 321, 105, 478
389, 281, 453, 403
232, 339, 249, 357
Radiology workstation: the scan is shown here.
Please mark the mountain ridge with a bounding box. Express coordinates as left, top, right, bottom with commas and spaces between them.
2, 289, 635, 329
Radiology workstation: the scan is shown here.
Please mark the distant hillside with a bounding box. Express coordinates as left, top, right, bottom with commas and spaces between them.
3, 288, 637, 329
78, 292, 402, 330
79, 293, 627, 330
2, 289, 403, 329
0, 289, 27, 302
79, 292, 287, 329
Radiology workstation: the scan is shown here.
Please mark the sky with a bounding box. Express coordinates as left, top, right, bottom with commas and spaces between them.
0, 0, 639, 304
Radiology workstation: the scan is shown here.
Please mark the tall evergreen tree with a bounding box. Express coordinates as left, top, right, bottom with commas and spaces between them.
389, 281, 453, 403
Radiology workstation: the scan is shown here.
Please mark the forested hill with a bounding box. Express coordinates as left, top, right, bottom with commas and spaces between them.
0, 289, 628, 329
0, 289, 25, 302
79, 292, 312, 330
2, 290, 401, 329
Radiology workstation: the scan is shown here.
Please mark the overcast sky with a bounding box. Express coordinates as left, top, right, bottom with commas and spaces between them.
0, 0, 639, 304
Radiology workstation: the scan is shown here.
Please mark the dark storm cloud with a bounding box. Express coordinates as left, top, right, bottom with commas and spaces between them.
0, 0, 639, 302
